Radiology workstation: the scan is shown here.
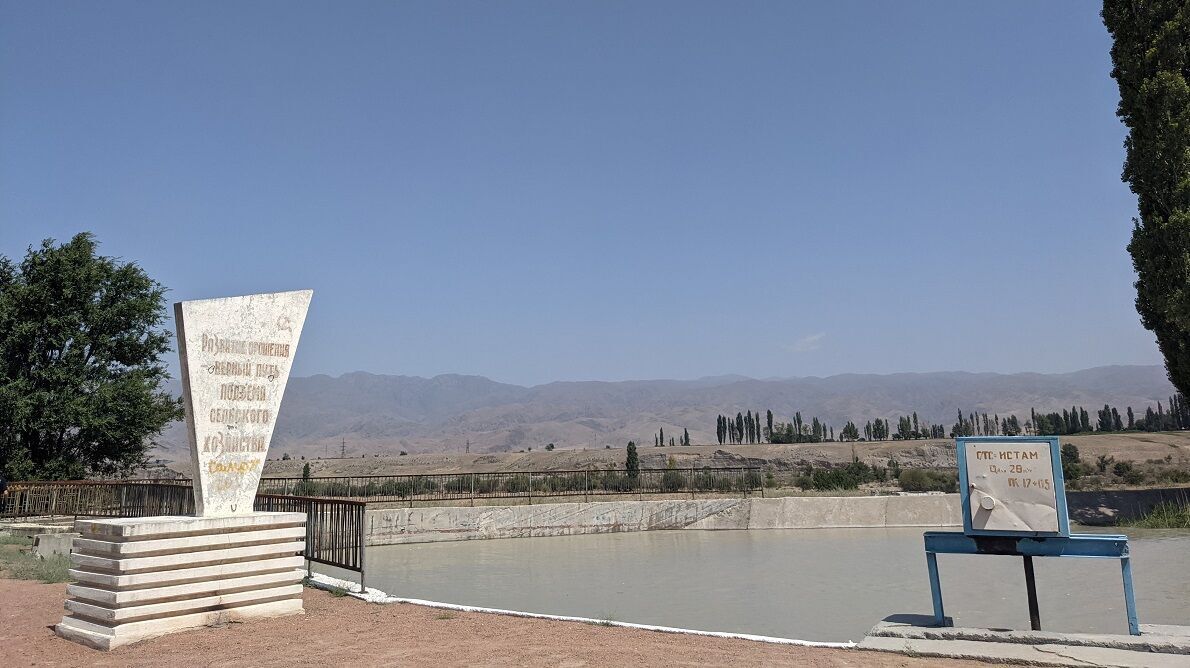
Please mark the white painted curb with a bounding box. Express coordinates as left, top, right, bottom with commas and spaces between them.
306, 573, 856, 649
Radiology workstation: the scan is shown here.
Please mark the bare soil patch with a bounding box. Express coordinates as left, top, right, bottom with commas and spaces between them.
0, 578, 1000, 667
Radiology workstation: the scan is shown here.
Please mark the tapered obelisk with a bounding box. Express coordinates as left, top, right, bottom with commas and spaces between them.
175, 290, 312, 515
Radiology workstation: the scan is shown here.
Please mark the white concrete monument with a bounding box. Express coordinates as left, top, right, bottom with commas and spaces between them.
176, 290, 312, 515
55, 290, 313, 650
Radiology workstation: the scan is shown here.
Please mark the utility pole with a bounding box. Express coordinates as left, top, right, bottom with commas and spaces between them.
466, 439, 470, 454
340, 438, 346, 459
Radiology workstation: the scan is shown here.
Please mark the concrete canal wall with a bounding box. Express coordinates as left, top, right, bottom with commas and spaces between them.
363, 494, 962, 546
361, 486, 1190, 545
1066, 486, 1190, 525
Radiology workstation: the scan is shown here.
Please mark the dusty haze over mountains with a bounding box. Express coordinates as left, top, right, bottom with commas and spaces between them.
153, 365, 1178, 461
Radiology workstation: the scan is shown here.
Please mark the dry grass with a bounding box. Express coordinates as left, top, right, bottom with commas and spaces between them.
0, 535, 71, 583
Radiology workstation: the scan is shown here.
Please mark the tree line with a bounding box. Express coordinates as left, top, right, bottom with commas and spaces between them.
706, 395, 1190, 447
653, 427, 691, 447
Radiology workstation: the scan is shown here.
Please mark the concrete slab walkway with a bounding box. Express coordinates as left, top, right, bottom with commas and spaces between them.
860, 617, 1190, 667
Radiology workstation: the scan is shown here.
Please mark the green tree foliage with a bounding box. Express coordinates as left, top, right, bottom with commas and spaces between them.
898, 468, 957, 493
661, 454, 684, 491
840, 421, 859, 441
625, 441, 639, 480
796, 460, 891, 491
1060, 442, 1082, 481
716, 397, 1186, 447
1104, 2, 1190, 396
0, 234, 182, 479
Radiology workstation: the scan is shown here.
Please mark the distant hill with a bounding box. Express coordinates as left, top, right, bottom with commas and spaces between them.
152, 365, 1178, 461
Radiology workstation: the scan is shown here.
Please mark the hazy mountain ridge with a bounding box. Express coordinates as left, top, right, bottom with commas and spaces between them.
152, 365, 1178, 460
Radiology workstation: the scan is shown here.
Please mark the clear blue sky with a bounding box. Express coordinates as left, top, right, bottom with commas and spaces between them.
0, 2, 1163, 386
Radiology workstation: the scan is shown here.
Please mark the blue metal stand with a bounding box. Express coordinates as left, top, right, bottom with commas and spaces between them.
924, 531, 1140, 636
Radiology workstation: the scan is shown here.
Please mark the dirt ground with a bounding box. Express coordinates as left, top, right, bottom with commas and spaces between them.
0, 579, 1002, 667
231, 431, 1190, 478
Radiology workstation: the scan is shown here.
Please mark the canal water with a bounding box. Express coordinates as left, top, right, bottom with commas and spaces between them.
321, 527, 1190, 642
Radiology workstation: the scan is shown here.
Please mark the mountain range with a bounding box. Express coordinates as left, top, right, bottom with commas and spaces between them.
153, 365, 1178, 461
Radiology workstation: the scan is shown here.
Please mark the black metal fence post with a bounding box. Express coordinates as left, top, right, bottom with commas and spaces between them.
358, 503, 366, 593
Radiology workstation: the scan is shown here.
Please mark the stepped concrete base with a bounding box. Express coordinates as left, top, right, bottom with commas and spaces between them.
55, 512, 306, 651
1, 521, 75, 539
860, 616, 1190, 668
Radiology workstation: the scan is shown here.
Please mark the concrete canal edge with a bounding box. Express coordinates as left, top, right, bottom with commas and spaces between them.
362, 494, 962, 546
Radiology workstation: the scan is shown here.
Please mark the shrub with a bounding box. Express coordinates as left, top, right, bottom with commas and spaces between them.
442, 476, 470, 494
807, 468, 858, 490
1154, 468, 1190, 484
1096, 455, 1115, 473
597, 471, 629, 492
1061, 443, 1082, 481
898, 469, 956, 493
504, 475, 530, 494
661, 469, 686, 492
1125, 501, 1190, 529
743, 469, 764, 490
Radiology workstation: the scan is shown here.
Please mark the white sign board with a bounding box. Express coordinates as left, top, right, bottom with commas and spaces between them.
175, 290, 312, 516
962, 440, 1060, 533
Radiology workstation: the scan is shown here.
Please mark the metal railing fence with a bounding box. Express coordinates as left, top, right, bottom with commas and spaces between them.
0, 480, 193, 519
2, 481, 367, 589
3, 467, 765, 517
255, 493, 367, 587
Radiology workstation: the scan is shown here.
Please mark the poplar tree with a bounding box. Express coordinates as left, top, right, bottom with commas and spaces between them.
1104, 2, 1190, 396
625, 441, 639, 481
